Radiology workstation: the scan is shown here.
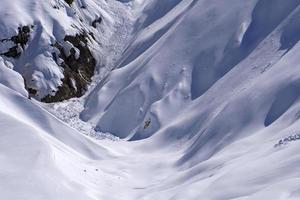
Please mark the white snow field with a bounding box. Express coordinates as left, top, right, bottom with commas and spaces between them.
2, 0, 300, 199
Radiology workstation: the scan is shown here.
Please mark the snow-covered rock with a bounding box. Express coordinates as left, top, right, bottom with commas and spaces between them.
0, 0, 131, 101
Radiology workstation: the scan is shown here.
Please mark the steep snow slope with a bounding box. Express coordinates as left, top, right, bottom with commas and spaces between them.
2, 0, 300, 199
0, 0, 132, 101
80, 0, 300, 199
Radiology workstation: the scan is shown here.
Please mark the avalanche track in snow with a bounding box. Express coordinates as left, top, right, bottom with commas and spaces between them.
2, 0, 300, 200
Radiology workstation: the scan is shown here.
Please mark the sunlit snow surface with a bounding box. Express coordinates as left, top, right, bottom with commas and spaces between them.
2, 0, 300, 199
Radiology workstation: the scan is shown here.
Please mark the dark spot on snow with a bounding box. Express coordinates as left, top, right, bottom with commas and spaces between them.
92, 17, 102, 28
144, 119, 151, 129
274, 134, 300, 147
27, 88, 37, 95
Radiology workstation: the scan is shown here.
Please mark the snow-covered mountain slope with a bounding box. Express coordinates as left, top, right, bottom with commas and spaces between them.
82, 0, 300, 141
0, 0, 132, 101
0, 84, 115, 199
2, 0, 300, 199
81, 0, 300, 198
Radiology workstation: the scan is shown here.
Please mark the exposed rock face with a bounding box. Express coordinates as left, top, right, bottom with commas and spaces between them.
0, 25, 96, 102
64, 0, 74, 5
92, 17, 102, 28
0, 26, 31, 58
0, 0, 123, 103
2, 46, 21, 58
11, 26, 31, 48
41, 33, 96, 102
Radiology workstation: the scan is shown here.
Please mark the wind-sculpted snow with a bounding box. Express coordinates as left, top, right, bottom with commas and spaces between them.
83, 0, 300, 140
2, 0, 300, 199
0, 84, 116, 199
80, 0, 300, 199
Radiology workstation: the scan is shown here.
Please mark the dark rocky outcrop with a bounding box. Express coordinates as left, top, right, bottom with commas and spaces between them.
0, 26, 96, 102
41, 33, 96, 102
64, 0, 74, 5
0, 25, 31, 58
92, 17, 102, 28
11, 26, 31, 48
2, 46, 21, 58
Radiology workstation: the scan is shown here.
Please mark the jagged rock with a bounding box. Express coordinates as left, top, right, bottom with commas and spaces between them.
41, 33, 96, 103
0, 25, 96, 102
2, 46, 21, 58
0, 25, 31, 58
92, 17, 102, 28
144, 119, 151, 129
64, 0, 74, 5
11, 26, 31, 48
